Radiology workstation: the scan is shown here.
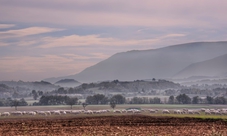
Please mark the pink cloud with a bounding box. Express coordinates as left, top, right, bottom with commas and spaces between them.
0, 27, 64, 38
0, 24, 15, 29
0, 55, 95, 81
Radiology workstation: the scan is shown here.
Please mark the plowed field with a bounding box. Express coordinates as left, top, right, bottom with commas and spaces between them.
0, 115, 227, 136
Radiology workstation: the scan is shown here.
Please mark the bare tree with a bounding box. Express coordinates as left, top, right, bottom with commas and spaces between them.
110, 100, 116, 110
82, 103, 88, 110
11, 100, 19, 110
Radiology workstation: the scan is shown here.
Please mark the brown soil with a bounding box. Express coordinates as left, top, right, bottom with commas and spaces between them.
0, 115, 227, 136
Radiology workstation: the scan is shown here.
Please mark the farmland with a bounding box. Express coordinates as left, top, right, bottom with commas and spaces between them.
1, 104, 227, 135
0, 115, 227, 135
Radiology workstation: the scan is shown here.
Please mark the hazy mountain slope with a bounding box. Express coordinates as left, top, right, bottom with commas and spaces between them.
45, 41, 227, 83
174, 53, 227, 78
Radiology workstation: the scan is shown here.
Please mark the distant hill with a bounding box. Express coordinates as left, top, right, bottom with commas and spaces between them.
44, 41, 227, 83
74, 79, 182, 93
179, 79, 227, 86
55, 79, 80, 84
0, 80, 59, 92
0, 84, 13, 92
55, 79, 81, 87
174, 53, 227, 79
0, 84, 14, 98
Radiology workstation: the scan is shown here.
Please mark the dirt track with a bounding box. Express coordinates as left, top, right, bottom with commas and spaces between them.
0, 115, 227, 136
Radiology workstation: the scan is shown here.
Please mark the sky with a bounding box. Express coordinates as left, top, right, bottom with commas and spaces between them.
0, 0, 227, 81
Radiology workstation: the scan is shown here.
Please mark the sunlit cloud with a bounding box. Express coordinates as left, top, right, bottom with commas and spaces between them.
0, 31, 187, 50
63, 53, 109, 60
160, 34, 186, 39
63, 54, 92, 60
0, 27, 64, 38
0, 55, 95, 81
0, 42, 10, 47
0, 24, 15, 29
38, 33, 186, 48
90, 53, 109, 59
38, 35, 158, 48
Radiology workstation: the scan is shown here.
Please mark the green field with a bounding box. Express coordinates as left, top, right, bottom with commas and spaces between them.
1, 104, 227, 121
1, 111, 227, 121
0, 104, 226, 112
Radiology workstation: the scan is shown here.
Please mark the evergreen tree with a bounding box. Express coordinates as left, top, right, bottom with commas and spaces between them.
168, 95, 175, 104
176, 94, 191, 104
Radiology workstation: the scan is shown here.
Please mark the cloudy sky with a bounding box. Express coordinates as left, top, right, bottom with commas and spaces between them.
0, 0, 227, 81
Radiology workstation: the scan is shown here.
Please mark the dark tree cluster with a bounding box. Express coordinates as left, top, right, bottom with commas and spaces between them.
0, 98, 28, 110
85, 94, 162, 105
52, 87, 84, 94
206, 96, 227, 104
109, 94, 126, 104
85, 94, 126, 105
178, 87, 227, 97
86, 94, 109, 105
33, 95, 78, 106
31, 90, 43, 100
168, 94, 227, 105
176, 94, 192, 104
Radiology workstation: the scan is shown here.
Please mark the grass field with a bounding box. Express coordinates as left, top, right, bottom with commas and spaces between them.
1, 104, 227, 112
1, 104, 227, 120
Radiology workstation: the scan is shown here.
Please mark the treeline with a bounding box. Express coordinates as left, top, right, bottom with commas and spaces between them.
165, 88, 227, 96
86, 94, 227, 105
52, 87, 84, 94
168, 94, 227, 104
85, 94, 127, 105
0, 98, 28, 107
32, 94, 227, 105
2, 94, 226, 108
84, 94, 161, 105
33, 95, 78, 106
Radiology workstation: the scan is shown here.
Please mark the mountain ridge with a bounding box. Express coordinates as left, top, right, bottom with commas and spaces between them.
174, 53, 227, 78
44, 41, 227, 83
